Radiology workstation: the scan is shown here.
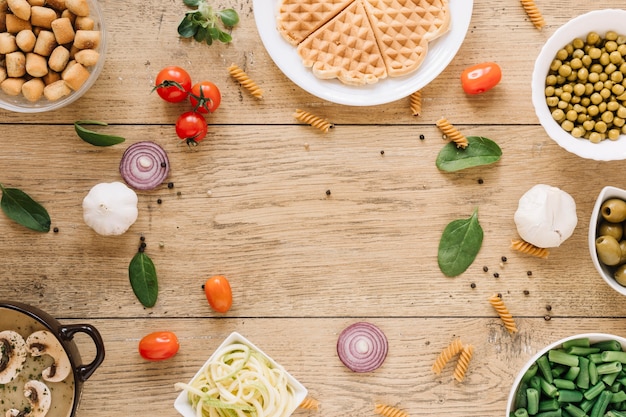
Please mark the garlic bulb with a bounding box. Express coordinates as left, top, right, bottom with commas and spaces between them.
513, 184, 577, 248
82, 182, 138, 236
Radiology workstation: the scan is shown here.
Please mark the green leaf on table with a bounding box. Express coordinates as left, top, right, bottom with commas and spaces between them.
74, 120, 126, 147
0, 184, 51, 232
438, 208, 483, 277
436, 136, 502, 172
218, 9, 240, 27
129, 251, 159, 308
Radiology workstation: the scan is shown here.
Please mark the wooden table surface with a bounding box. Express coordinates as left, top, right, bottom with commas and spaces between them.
3, 0, 626, 416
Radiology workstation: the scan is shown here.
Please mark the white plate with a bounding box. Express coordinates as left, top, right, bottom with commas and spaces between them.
174, 332, 308, 417
253, 0, 474, 106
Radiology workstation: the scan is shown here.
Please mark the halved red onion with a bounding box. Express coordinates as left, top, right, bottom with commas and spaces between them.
337, 322, 388, 372
119, 141, 170, 190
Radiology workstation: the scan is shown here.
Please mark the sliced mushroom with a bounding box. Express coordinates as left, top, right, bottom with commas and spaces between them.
26, 330, 71, 382
6, 380, 52, 417
0, 330, 27, 384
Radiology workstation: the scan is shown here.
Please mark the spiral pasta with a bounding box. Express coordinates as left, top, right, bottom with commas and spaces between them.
294, 109, 334, 133
436, 117, 468, 149
511, 239, 550, 259
453, 344, 474, 382
431, 337, 463, 375
228, 63, 264, 99
409, 90, 422, 116
374, 403, 409, 417
488, 293, 518, 334
520, 0, 545, 29
299, 396, 320, 410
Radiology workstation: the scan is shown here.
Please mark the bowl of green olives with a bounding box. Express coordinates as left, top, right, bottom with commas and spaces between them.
589, 186, 626, 295
532, 9, 626, 161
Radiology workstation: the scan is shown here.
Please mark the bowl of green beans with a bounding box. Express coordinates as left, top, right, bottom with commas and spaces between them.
532, 9, 626, 161
506, 333, 626, 417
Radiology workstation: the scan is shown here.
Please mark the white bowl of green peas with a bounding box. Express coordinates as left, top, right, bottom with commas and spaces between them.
532, 9, 626, 161
506, 333, 626, 417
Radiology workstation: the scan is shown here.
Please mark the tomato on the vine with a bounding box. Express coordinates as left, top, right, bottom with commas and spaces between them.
154, 66, 192, 103
460, 62, 502, 94
176, 111, 208, 145
203, 275, 232, 313
189, 81, 221, 114
138, 331, 179, 361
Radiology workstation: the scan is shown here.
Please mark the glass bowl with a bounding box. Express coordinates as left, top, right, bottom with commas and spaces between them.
531, 9, 626, 161
0, 0, 106, 113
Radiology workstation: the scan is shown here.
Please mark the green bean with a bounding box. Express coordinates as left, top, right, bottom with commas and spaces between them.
514, 409, 530, 417
602, 351, 626, 364
538, 355, 555, 383
564, 339, 591, 349
584, 381, 607, 400
540, 398, 560, 411
603, 371, 620, 386
535, 410, 563, 417
527, 388, 540, 415
563, 403, 587, 417
610, 391, 626, 403
589, 353, 604, 364
554, 378, 576, 390
557, 389, 583, 403
568, 347, 600, 356
549, 350, 580, 367
580, 398, 595, 413
590, 390, 612, 417
577, 356, 591, 389
597, 362, 622, 375
523, 364, 539, 382
564, 366, 580, 381
589, 361, 599, 386
540, 377, 559, 398
606, 410, 626, 417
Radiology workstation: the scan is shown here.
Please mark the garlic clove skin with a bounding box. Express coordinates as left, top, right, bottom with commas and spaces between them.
514, 184, 577, 248
82, 182, 139, 236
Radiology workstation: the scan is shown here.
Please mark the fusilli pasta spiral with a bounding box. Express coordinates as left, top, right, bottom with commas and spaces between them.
431, 337, 463, 374
453, 344, 474, 382
409, 90, 422, 116
294, 109, 334, 133
299, 396, 320, 410
228, 63, 264, 99
520, 0, 545, 29
436, 117, 468, 148
488, 293, 518, 334
511, 239, 550, 259
374, 403, 409, 417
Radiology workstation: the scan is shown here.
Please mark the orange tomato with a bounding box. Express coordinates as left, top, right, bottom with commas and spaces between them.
138, 331, 179, 361
204, 275, 233, 313
461, 62, 502, 94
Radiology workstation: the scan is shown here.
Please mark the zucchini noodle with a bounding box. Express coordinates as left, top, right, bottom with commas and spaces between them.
175, 343, 298, 417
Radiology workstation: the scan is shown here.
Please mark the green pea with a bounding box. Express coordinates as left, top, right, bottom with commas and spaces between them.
618, 106, 626, 118
550, 59, 562, 71
572, 38, 585, 49
571, 127, 585, 138
614, 117, 625, 127
607, 31, 619, 41
591, 92, 603, 105
561, 120, 574, 132
566, 109, 578, 121
609, 129, 621, 140
546, 96, 559, 107
589, 47, 602, 59
588, 105, 599, 117
589, 131, 603, 143
588, 72, 600, 83
595, 121, 608, 133
587, 32, 601, 45
556, 49, 569, 60
546, 74, 557, 85
552, 109, 565, 122
610, 51, 623, 64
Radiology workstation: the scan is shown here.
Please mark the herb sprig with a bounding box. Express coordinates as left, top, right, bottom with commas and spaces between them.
177, 0, 239, 46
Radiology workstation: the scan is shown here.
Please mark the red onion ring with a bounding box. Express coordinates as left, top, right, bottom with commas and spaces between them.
119, 141, 170, 190
337, 322, 388, 372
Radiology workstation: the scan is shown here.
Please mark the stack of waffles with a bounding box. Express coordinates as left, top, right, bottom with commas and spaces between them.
276, 0, 451, 86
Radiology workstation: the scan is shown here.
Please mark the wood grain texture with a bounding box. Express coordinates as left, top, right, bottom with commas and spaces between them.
1, 1, 626, 416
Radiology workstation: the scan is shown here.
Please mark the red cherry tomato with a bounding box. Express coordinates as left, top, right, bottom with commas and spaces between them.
176, 111, 208, 145
189, 81, 221, 114
138, 331, 179, 361
203, 275, 232, 313
461, 62, 502, 94
154, 66, 192, 103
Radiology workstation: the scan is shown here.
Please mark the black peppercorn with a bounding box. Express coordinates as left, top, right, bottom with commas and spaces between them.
419, 134, 425, 140
470, 283, 476, 289
140, 236, 145, 242
326, 190, 331, 196
53, 227, 59, 233
523, 290, 530, 295
167, 182, 174, 189
157, 198, 162, 204
380, 150, 384, 155
483, 266, 489, 272
493, 272, 500, 278
478, 178, 484, 184
546, 305, 552, 311
527, 271, 533, 276
501, 256, 507, 262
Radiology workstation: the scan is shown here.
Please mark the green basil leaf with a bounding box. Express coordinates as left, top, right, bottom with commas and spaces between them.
216, 30, 232, 43
436, 136, 502, 172
438, 208, 483, 277
0, 184, 51, 232
177, 15, 197, 38
74, 120, 125, 146
183, 0, 200, 6
218, 9, 239, 27
194, 26, 210, 42
129, 251, 158, 308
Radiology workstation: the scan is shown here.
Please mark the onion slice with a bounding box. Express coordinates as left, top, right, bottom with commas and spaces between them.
337, 322, 388, 372
120, 141, 170, 190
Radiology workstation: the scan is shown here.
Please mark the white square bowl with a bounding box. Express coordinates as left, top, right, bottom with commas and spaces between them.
174, 332, 308, 417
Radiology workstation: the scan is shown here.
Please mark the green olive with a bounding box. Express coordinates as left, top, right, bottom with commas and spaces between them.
596, 235, 622, 266
601, 198, 626, 222
619, 240, 626, 263
599, 221, 624, 240
614, 263, 626, 286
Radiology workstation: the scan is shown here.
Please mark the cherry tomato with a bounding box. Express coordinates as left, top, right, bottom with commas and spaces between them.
203, 275, 232, 313
461, 62, 502, 94
154, 66, 192, 103
138, 331, 179, 361
176, 111, 208, 145
189, 81, 221, 114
